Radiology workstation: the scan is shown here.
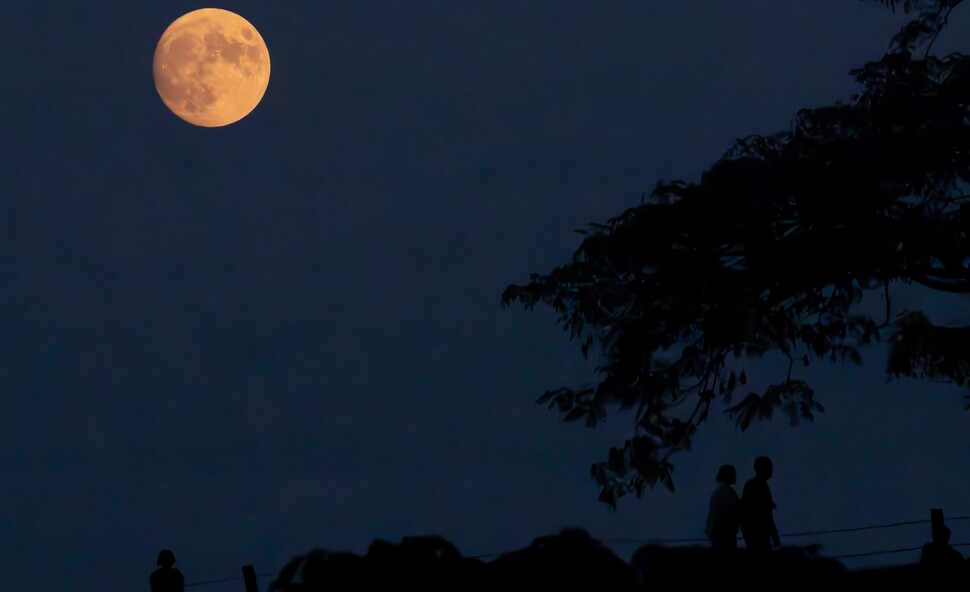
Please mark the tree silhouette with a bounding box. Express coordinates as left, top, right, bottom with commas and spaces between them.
503, 0, 970, 507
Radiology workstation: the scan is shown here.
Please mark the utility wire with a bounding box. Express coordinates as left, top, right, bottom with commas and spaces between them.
186, 575, 242, 587
833, 545, 925, 559
126, 572, 276, 592
835, 540, 970, 560
608, 514, 970, 546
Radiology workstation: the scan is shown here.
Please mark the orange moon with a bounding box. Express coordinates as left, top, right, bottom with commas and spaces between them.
153, 9, 270, 127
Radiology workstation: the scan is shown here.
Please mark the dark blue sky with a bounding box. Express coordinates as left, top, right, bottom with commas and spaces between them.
3, 1, 970, 590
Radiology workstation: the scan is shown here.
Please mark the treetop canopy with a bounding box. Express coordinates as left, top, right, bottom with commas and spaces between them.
503, 0, 970, 507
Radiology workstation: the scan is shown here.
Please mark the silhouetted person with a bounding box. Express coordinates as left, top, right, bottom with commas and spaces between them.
921, 525, 964, 565
705, 464, 741, 551
150, 549, 185, 592
740, 456, 779, 554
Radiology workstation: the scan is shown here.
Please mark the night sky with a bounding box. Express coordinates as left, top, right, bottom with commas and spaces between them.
4, 2, 970, 590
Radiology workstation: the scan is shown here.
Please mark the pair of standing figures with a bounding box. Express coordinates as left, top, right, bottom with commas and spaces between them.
705, 456, 779, 553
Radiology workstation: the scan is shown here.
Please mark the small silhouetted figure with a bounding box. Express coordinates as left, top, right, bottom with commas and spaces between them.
740, 456, 779, 554
150, 549, 185, 592
705, 464, 741, 551
921, 525, 964, 565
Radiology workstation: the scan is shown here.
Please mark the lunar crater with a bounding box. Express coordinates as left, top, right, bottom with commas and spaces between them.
153, 9, 270, 127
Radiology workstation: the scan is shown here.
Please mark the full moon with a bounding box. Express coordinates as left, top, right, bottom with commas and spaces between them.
153, 9, 270, 127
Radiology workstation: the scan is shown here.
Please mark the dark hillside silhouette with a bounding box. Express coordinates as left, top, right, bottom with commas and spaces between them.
269, 534, 488, 590
267, 529, 966, 589
266, 515, 970, 590
485, 527, 639, 587
502, 0, 970, 506
631, 544, 848, 588
268, 529, 637, 590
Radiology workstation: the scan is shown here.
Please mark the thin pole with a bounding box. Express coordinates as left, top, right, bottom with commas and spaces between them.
242, 564, 259, 592
931, 508, 945, 544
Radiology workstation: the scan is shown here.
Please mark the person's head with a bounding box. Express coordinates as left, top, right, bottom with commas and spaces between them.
753, 456, 773, 479
156, 549, 176, 568
715, 464, 737, 485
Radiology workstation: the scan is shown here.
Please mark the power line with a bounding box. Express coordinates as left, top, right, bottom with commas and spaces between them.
832, 540, 970, 560
608, 536, 707, 545
186, 575, 242, 587
772, 518, 927, 538
607, 514, 970, 546
789, 515, 970, 538
125, 572, 276, 592
833, 545, 925, 559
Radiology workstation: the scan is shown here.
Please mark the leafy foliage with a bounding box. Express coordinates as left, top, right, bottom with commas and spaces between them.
869, 0, 962, 55
503, 0, 970, 507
